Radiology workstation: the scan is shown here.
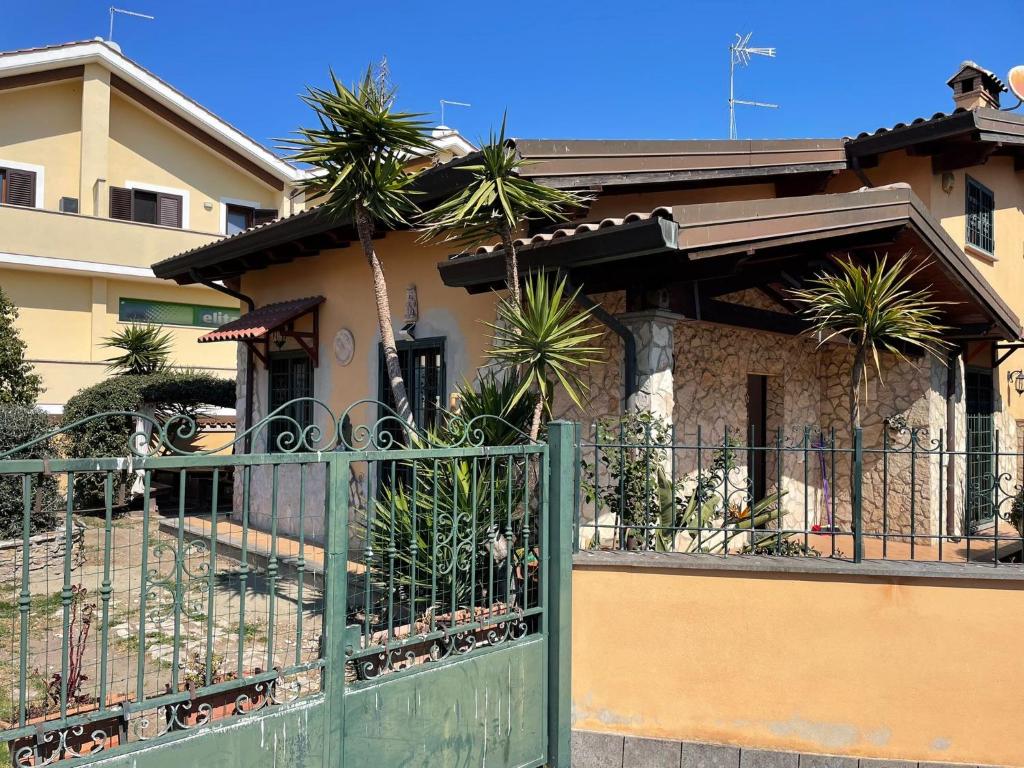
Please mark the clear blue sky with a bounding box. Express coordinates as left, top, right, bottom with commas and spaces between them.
4, 1, 1024, 152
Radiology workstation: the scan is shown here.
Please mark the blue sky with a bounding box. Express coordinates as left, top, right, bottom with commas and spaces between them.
4, 1, 1024, 152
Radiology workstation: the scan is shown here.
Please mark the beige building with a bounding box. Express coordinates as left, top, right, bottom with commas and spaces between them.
0, 39, 306, 411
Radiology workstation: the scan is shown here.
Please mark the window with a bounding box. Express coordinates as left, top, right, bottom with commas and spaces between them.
110, 186, 183, 228
267, 352, 314, 452
966, 176, 994, 254
377, 338, 446, 445
226, 204, 278, 236
0, 167, 37, 208
119, 297, 240, 328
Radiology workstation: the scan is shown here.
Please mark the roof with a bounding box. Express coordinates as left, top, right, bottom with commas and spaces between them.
0, 39, 301, 187
438, 186, 1021, 341
153, 151, 493, 284
0, 40, 476, 191
511, 138, 848, 189
198, 296, 324, 343
846, 107, 1024, 159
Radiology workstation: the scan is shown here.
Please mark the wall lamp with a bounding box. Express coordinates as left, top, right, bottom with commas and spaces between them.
1008, 370, 1024, 396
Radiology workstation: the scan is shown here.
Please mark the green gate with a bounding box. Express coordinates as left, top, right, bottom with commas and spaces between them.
0, 401, 573, 768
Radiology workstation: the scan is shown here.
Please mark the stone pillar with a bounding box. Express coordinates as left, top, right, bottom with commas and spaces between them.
617, 310, 686, 423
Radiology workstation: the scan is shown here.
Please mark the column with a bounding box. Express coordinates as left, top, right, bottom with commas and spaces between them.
617, 309, 686, 423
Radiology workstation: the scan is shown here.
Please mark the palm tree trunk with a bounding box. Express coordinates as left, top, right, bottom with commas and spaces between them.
529, 395, 544, 443
355, 204, 413, 427
500, 226, 521, 308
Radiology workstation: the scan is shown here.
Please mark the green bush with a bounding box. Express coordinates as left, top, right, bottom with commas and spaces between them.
62, 371, 235, 507
0, 404, 62, 539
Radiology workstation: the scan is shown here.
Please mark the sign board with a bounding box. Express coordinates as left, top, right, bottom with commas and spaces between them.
119, 298, 240, 328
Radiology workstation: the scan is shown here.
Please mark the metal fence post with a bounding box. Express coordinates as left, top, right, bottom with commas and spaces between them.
323, 454, 350, 768
852, 427, 864, 563
547, 421, 575, 766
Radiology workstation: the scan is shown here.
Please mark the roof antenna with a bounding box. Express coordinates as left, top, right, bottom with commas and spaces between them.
108, 7, 155, 43
729, 32, 778, 139
439, 99, 471, 129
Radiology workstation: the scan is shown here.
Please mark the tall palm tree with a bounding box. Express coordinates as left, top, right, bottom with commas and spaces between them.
790, 253, 949, 438
488, 273, 602, 441
283, 66, 433, 424
419, 113, 587, 307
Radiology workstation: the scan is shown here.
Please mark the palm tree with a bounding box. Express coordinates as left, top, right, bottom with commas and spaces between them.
789, 253, 949, 438
102, 324, 173, 376
283, 66, 433, 425
488, 273, 602, 441
419, 113, 587, 307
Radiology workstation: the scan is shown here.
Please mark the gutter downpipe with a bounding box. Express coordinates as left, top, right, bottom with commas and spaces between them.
564, 275, 638, 412
946, 346, 962, 538
191, 271, 256, 454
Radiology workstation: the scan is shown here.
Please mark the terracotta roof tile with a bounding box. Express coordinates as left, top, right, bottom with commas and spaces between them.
199, 296, 324, 343
459, 207, 674, 256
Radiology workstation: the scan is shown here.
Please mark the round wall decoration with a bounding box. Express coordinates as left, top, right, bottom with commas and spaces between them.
334, 329, 355, 366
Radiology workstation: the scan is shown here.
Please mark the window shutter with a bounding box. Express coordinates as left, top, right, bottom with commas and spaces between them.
253, 208, 279, 226
157, 193, 183, 228
4, 169, 36, 208
109, 186, 133, 220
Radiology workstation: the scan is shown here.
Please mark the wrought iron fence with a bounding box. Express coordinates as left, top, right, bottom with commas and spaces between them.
575, 414, 1024, 565
0, 398, 548, 766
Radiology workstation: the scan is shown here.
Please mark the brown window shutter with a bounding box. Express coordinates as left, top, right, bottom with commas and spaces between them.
253, 208, 279, 226
109, 186, 133, 220
4, 169, 36, 208
157, 193, 183, 228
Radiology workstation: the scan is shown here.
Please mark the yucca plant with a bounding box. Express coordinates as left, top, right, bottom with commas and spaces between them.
102, 323, 173, 376
487, 273, 603, 441
789, 254, 950, 436
282, 65, 434, 425
419, 113, 587, 307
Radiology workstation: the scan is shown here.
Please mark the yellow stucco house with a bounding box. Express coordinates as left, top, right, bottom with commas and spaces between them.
0, 38, 308, 411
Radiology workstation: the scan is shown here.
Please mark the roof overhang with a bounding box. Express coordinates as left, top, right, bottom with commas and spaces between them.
438, 186, 1021, 341
200, 295, 324, 367
152, 152, 490, 285
512, 138, 848, 190
846, 108, 1024, 172
0, 40, 302, 188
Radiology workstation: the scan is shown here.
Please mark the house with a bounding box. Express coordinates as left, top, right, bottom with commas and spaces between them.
0, 38, 307, 412
153, 61, 1024, 551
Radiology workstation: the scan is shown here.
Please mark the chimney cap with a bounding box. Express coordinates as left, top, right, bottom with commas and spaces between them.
946, 60, 1007, 93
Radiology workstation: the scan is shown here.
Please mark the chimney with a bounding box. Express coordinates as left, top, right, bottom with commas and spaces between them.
947, 61, 1006, 110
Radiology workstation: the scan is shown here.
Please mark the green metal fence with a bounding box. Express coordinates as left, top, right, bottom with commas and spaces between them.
0, 400, 570, 768
576, 415, 1024, 566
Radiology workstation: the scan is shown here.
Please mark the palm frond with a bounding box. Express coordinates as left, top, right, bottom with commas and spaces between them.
279, 65, 434, 227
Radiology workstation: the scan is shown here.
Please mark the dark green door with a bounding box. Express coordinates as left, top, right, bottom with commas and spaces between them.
965, 367, 995, 528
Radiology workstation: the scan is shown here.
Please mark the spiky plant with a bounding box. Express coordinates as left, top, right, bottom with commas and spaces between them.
419, 113, 588, 307
487, 273, 603, 441
102, 324, 173, 376
789, 253, 950, 436
282, 65, 434, 426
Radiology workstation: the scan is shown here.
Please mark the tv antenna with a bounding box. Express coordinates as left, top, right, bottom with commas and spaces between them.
108, 7, 155, 43
729, 32, 778, 139
439, 99, 471, 127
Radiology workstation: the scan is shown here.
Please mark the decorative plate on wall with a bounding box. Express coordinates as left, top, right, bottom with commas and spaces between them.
334, 329, 355, 366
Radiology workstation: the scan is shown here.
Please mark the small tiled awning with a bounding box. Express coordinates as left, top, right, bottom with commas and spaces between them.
200, 295, 324, 366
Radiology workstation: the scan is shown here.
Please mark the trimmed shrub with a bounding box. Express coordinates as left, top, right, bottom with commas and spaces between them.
0, 404, 62, 539
62, 371, 236, 507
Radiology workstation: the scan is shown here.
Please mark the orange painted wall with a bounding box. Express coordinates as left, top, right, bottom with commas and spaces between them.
572, 562, 1024, 767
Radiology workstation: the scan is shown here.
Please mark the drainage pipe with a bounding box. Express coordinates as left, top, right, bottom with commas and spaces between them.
945, 347, 962, 537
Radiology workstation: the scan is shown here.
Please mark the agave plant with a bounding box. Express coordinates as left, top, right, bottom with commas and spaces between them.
102, 323, 173, 375
487, 272, 603, 441
282, 65, 433, 426
789, 254, 949, 435
419, 113, 587, 307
